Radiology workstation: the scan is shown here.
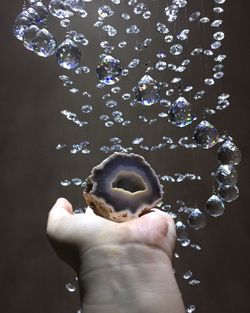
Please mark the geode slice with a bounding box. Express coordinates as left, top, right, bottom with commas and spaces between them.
83, 152, 163, 222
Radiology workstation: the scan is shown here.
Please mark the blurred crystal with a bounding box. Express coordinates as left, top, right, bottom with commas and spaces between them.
193, 121, 219, 149
66, 0, 85, 12
135, 75, 161, 106
170, 44, 183, 56
216, 165, 238, 186
96, 55, 122, 85
218, 185, 239, 202
32, 28, 57, 57
49, 0, 73, 18
176, 221, 188, 241
165, 5, 178, 22
57, 38, 81, 69
187, 209, 206, 230
183, 270, 193, 280
205, 194, 225, 217
65, 283, 76, 292
168, 96, 194, 127
217, 140, 241, 165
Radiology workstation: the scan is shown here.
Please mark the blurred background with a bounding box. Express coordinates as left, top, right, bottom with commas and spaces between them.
1, 1, 250, 312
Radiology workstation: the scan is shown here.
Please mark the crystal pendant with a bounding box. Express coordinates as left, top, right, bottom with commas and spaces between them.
49, 0, 73, 19
135, 75, 161, 106
96, 55, 122, 85
187, 209, 206, 230
32, 1, 49, 24
218, 185, 239, 202
23, 25, 39, 51
13, 14, 32, 41
216, 164, 238, 186
193, 120, 219, 149
98, 5, 114, 18
217, 140, 241, 165
57, 38, 81, 69
168, 96, 194, 127
205, 194, 225, 217
175, 221, 188, 241
31, 28, 57, 57
66, 0, 85, 12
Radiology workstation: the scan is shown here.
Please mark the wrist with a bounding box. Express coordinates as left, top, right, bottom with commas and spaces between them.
78, 242, 185, 313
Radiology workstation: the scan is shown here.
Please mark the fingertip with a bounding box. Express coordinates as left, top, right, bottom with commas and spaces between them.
54, 198, 73, 214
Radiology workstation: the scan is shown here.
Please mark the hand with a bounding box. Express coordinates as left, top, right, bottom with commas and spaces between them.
47, 198, 185, 313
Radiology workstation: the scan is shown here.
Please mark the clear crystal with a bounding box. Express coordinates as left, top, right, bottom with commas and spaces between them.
216, 164, 238, 186
188, 209, 206, 230
165, 5, 179, 22
98, 5, 114, 18
96, 55, 122, 85
168, 97, 194, 127
57, 38, 81, 69
218, 185, 239, 202
193, 121, 219, 149
32, 28, 57, 57
49, 0, 73, 18
205, 194, 225, 217
176, 221, 188, 241
135, 75, 161, 106
217, 140, 241, 165
170, 44, 183, 56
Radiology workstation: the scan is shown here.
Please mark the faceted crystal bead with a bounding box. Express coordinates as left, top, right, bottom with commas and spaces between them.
56, 38, 81, 69
173, 0, 187, 8
32, 28, 57, 57
66, 0, 85, 12
168, 96, 194, 127
165, 5, 179, 22
49, 0, 73, 18
205, 194, 225, 217
13, 14, 32, 41
218, 185, 239, 202
32, 1, 49, 23
216, 164, 238, 186
193, 121, 219, 149
96, 55, 122, 85
170, 44, 183, 55
175, 221, 188, 241
23, 25, 40, 51
98, 5, 114, 18
187, 209, 206, 230
135, 75, 161, 106
217, 140, 241, 165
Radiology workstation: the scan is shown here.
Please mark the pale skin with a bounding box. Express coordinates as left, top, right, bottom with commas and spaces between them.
47, 198, 186, 313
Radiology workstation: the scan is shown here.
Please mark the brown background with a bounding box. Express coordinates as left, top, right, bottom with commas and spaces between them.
1, 1, 250, 313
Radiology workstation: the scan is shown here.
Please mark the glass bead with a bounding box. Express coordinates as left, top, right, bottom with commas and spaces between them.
96, 55, 122, 85
205, 194, 225, 217
135, 75, 161, 106
168, 96, 194, 127
56, 38, 81, 69
193, 121, 219, 149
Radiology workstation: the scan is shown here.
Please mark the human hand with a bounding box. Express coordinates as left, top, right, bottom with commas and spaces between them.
47, 198, 185, 313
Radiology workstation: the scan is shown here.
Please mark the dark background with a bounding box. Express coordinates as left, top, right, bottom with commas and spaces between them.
1, 1, 250, 313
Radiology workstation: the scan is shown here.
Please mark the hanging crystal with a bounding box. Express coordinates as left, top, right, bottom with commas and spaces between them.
32, 28, 57, 57
217, 140, 241, 165
22, 25, 40, 51
56, 38, 81, 69
218, 185, 239, 202
49, 0, 73, 19
13, 13, 33, 41
193, 121, 219, 149
216, 164, 238, 186
66, 0, 85, 12
175, 221, 188, 241
205, 194, 225, 217
168, 96, 194, 127
31, 1, 49, 24
187, 209, 206, 230
96, 55, 122, 85
135, 75, 161, 106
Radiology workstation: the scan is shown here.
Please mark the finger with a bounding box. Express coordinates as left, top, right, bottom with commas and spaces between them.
48, 198, 73, 222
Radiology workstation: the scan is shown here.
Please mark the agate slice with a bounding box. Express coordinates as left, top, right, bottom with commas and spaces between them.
83, 152, 163, 222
